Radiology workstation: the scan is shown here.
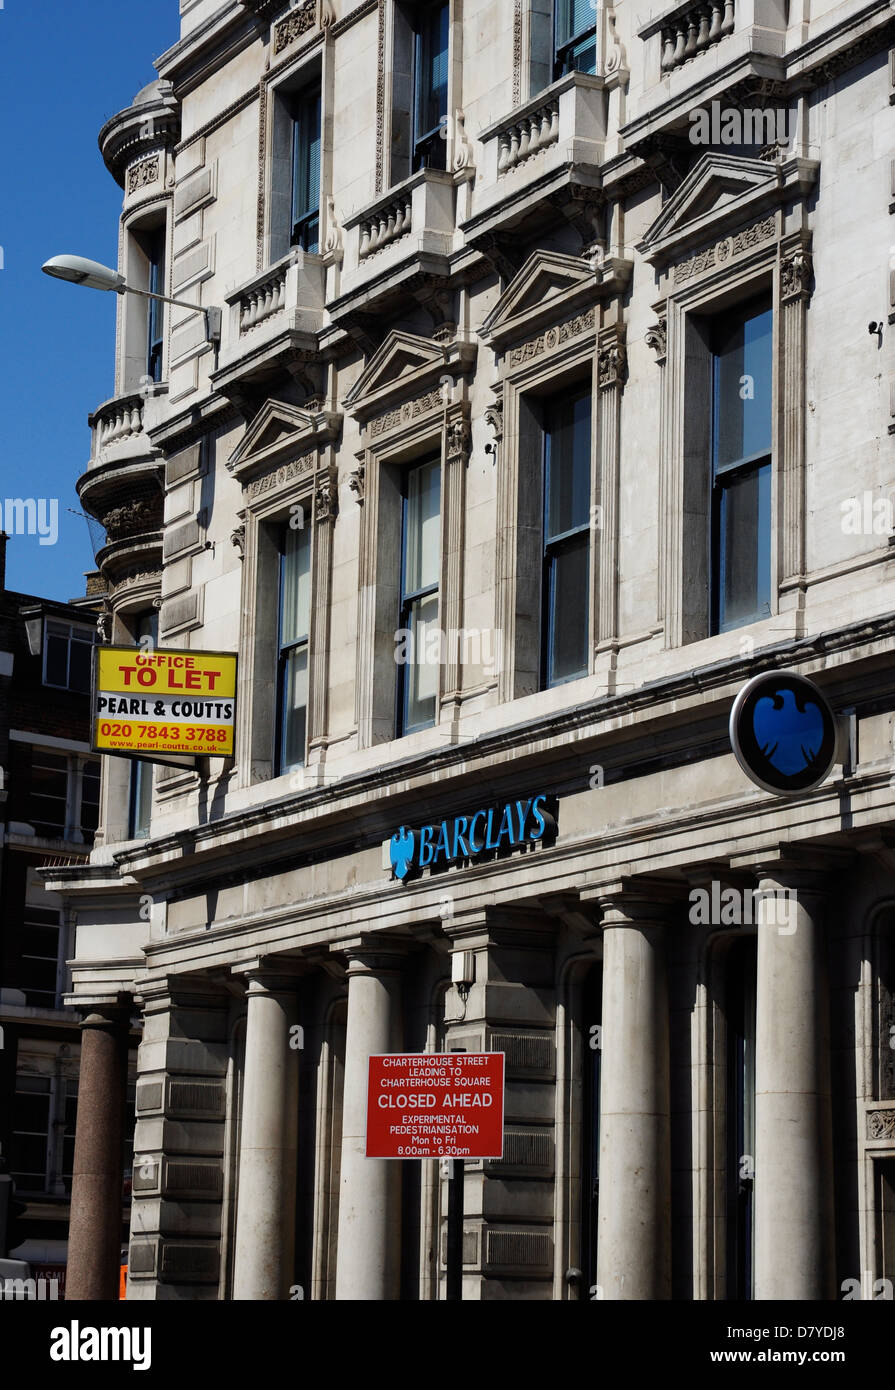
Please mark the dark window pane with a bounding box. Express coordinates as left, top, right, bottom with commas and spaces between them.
547, 534, 589, 684
555, 0, 597, 73
404, 591, 439, 732
718, 462, 771, 629
280, 644, 308, 771
45, 634, 68, 687
292, 88, 321, 251
69, 639, 91, 693
545, 390, 591, 540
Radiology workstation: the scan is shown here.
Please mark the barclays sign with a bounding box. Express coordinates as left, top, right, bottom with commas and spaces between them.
389, 794, 554, 881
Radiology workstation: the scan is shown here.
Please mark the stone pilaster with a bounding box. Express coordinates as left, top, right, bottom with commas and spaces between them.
127, 977, 230, 1301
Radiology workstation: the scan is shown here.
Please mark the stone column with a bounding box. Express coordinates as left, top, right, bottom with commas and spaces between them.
232, 970, 301, 1300
752, 866, 835, 1300
596, 890, 671, 1299
335, 943, 405, 1300
66, 1004, 130, 1301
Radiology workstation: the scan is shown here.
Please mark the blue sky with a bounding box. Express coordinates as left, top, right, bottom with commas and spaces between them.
0, 0, 180, 600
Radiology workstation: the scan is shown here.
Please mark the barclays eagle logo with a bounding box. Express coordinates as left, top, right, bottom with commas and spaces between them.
389, 826, 415, 881
751, 686, 825, 777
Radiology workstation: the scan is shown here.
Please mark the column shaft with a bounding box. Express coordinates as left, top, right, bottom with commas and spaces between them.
596, 906, 671, 1299
335, 953, 403, 1300
66, 1007, 130, 1301
753, 875, 835, 1299
232, 975, 300, 1300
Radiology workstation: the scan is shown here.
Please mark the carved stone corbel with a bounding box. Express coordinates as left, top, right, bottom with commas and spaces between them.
645, 315, 667, 364
314, 469, 339, 524
484, 395, 503, 467
598, 325, 627, 390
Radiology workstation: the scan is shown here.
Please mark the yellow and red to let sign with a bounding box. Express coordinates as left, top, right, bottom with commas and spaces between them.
92, 646, 238, 758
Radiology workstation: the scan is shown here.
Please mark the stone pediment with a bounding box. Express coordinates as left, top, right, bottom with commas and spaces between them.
479, 248, 633, 350
227, 398, 340, 483
343, 329, 476, 423
638, 152, 819, 267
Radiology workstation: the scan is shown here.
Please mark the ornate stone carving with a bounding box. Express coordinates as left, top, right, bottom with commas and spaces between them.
349, 465, 365, 504
375, 0, 386, 195
323, 196, 343, 254
369, 388, 443, 438
96, 604, 111, 643
484, 397, 503, 465
246, 451, 316, 498
645, 316, 667, 363
453, 109, 473, 171
314, 471, 338, 522
446, 418, 471, 463
127, 156, 160, 194
598, 333, 627, 390
779, 246, 813, 302
673, 215, 775, 285
508, 308, 596, 367
273, 0, 315, 53
867, 1108, 895, 1140
231, 523, 246, 558
102, 499, 162, 539
256, 77, 267, 271
512, 0, 523, 107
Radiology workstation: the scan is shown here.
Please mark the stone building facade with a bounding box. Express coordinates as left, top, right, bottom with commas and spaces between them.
48, 0, 895, 1299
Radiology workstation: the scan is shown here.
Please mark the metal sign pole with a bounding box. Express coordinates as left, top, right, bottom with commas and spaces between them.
445, 1045, 466, 1301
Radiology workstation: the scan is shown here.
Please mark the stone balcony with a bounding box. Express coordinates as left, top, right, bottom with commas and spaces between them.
461, 72, 615, 260
325, 168, 460, 343
626, 0, 791, 162
211, 248, 326, 403
79, 391, 165, 593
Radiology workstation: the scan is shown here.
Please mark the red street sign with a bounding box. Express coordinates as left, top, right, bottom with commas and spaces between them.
366, 1052, 504, 1159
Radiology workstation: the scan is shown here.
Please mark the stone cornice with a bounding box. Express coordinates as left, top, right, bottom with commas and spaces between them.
45, 609, 895, 898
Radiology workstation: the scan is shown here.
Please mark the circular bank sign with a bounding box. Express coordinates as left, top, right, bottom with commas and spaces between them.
729, 670, 839, 796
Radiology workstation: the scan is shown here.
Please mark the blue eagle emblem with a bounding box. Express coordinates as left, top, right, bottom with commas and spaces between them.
389, 826, 415, 881
751, 687, 825, 777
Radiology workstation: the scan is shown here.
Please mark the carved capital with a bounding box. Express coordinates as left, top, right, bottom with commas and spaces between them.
779, 246, 813, 303
231, 522, 246, 559
446, 416, 471, 464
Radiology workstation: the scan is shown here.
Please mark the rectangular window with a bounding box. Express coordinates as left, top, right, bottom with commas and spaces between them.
554, 0, 597, 77
291, 86, 321, 252
541, 387, 591, 688
277, 520, 312, 772
10, 1075, 51, 1192
397, 457, 441, 736
43, 618, 97, 692
147, 228, 166, 383
61, 1080, 78, 1193
710, 299, 773, 633
412, 0, 449, 172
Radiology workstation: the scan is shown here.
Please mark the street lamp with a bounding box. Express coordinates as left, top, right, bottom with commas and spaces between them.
41, 253, 222, 344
